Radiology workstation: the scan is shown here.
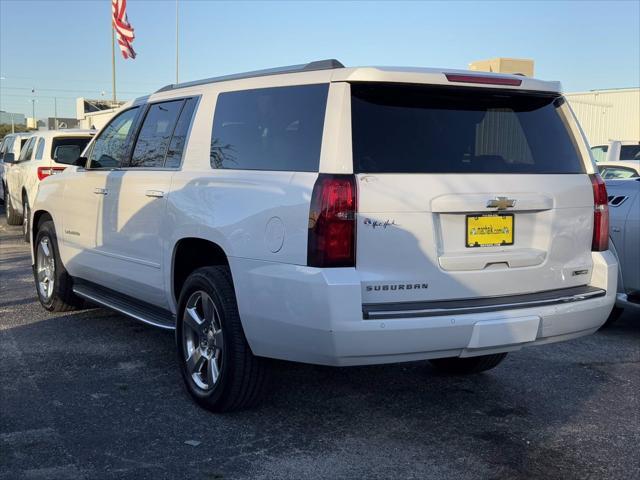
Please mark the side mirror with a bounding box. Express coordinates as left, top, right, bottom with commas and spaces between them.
74, 156, 88, 168
3, 153, 15, 164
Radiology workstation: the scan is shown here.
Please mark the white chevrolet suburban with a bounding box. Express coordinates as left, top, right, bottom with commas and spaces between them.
30, 60, 617, 412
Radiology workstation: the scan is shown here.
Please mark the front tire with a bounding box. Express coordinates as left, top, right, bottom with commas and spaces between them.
5, 189, 23, 225
33, 220, 84, 312
429, 353, 508, 374
176, 266, 269, 412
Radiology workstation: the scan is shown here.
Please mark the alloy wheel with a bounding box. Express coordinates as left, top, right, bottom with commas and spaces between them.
182, 290, 224, 391
36, 237, 55, 301
23, 200, 29, 238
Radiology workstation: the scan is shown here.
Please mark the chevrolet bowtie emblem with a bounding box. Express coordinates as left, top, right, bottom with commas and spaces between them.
486, 197, 516, 210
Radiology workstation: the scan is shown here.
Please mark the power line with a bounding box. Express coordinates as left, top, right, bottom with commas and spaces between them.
1, 86, 148, 95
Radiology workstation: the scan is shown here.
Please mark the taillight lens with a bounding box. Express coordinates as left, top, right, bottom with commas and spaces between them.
590, 173, 609, 251
307, 174, 357, 268
37, 166, 66, 181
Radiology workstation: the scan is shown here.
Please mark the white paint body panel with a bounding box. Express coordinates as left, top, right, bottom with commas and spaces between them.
31, 65, 617, 366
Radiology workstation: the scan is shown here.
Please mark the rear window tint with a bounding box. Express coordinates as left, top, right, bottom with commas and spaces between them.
52, 137, 92, 165
351, 84, 585, 174
210, 84, 328, 171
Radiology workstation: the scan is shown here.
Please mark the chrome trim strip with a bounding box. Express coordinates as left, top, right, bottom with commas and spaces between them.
73, 287, 175, 330
363, 287, 606, 320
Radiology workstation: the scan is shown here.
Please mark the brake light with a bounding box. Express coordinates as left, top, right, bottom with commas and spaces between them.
37, 166, 66, 181
445, 73, 522, 87
590, 173, 609, 251
307, 174, 357, 268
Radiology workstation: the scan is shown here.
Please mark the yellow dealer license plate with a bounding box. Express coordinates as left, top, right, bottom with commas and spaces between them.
466, 214, 514, 248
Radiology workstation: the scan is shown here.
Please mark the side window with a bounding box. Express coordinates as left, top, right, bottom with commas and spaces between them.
35, 138, 45, 160
129, 100, 183, 168
591, 146, 607, 163
165, 98, 198, 168
89, 107, 140, 169
18, 137, 36, 162
210, 84, 328, 171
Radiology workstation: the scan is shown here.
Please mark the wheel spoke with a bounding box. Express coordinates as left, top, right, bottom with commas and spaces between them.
202, 294, 215, 325
41, 240, 50, 258
207, 356, 220, 385
186, 348, 205, 375
212, 330, 224, 351
184, 306, 204, 332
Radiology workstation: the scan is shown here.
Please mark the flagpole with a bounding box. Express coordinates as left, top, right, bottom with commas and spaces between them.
112, 14, 117, 104
176, 0, 179, 84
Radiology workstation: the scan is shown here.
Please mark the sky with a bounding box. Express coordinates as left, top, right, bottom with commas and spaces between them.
1, 0, 639, 120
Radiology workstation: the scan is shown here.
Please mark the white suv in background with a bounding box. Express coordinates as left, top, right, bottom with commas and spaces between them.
4, 129, 94, 240
0, 132, 32, 203
30, 60, 617, 412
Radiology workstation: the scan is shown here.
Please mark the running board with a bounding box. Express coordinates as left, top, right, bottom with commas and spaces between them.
73, 281, 176, 330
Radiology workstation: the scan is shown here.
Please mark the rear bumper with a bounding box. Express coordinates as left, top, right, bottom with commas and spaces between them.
231, 251, 617, 366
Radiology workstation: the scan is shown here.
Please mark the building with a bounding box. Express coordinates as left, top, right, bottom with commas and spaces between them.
565, 88, 640, 146
469, 58, 534, 77
47, 117, 80, 130
76, 97, 125, 130
26, 118, 46, 129
0, 111, 27, 126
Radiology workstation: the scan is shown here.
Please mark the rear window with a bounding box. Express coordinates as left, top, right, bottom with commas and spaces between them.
351, 83, 585, 174
52, 137, 92, 165
210, 84, 328, 172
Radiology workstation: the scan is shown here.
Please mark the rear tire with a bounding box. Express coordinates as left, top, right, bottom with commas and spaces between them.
33, 220, 84, 312
5, 189, 23, 225
429, 353, 508, 374
176, 266, 269, 412
22, 196, 30, 242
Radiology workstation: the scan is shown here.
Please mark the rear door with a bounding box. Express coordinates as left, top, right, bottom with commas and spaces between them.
350, 83, 594, 304
98, 97, 197, 308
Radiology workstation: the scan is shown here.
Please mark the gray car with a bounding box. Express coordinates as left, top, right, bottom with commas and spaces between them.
606, 178, 640, 324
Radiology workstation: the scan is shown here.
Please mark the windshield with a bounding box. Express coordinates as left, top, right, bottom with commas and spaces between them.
351, 83, 585, 174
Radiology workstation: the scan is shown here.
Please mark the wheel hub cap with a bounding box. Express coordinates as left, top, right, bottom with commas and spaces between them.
182, 290, 224, 391
36, 237, 55, 301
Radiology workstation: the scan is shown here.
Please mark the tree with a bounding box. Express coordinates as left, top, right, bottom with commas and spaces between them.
0, 123, 34, 141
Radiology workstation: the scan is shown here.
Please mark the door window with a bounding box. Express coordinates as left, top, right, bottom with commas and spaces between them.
18, 137, 36, 162
88, 107, 140, 169
35, 138, 45, 160
129, 100, 184, 168
165, 98, 198, 168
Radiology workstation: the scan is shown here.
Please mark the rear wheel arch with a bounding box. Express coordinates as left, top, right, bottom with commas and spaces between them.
172, 238, 231, 308
32, 210, 53, 248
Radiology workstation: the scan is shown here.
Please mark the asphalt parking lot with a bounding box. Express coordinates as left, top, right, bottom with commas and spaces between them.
0, 206, 638, 480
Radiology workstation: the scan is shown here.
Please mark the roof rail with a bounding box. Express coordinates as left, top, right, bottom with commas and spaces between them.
155, 59, 344, 93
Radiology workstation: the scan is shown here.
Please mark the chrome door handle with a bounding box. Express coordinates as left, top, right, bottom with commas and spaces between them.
145, 190, 164, 198
93, 188, 108, 195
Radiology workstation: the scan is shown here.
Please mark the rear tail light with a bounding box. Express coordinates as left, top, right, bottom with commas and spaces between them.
445, 73, 522, 86
590, 173, 609, 251
37, 166, 66, 181
307, 174, 357, 268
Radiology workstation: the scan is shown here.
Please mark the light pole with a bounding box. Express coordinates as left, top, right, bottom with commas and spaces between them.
31, 88, 36, 129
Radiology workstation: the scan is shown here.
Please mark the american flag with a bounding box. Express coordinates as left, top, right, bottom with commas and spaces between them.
112, 0, 136, 59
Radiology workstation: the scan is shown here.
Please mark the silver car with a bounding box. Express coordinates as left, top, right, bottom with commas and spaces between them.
606, 178, 640, 324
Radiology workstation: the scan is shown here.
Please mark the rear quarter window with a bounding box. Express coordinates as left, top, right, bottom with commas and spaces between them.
351, 83, 585, 174
210, 84, 328, 172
